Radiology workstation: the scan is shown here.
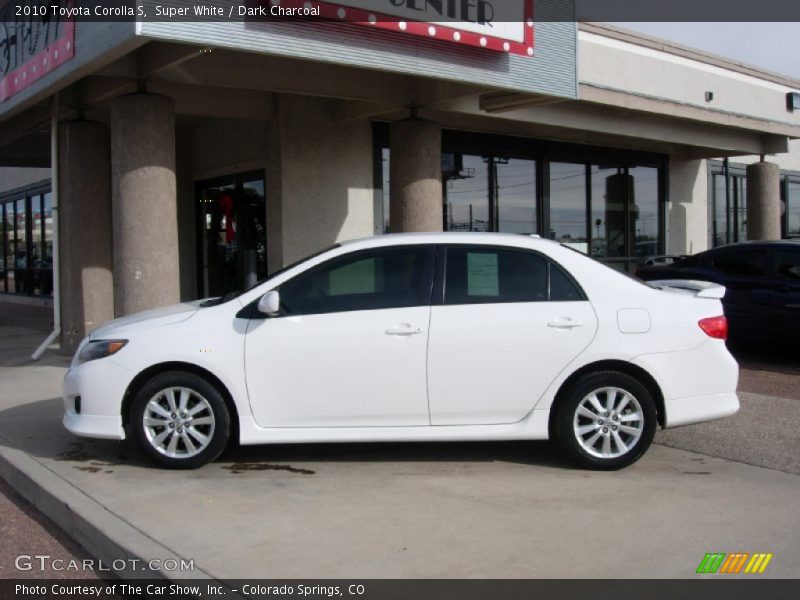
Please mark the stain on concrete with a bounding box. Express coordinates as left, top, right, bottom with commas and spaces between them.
74, 466, 103, 473
56, 442, 121, 474
222, 463, 315, 475
682, 471, 711, 475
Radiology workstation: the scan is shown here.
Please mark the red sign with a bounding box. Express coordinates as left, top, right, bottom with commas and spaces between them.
0, 1, 77, 102
269, 0, 535, 57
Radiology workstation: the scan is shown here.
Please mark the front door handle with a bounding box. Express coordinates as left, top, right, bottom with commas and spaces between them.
385, 324, 424, 336
547, 318, 585, 329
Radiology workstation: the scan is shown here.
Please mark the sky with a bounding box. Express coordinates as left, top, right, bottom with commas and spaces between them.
611, 22, 800, 80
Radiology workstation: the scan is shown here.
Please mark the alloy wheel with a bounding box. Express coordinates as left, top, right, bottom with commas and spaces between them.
572, 386, 644, 459
142, 387, 216, 459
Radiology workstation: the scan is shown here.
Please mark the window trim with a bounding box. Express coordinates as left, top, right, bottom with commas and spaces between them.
433, 244, 587, 307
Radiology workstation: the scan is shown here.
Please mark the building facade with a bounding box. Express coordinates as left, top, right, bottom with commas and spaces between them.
0, 3, 799, 353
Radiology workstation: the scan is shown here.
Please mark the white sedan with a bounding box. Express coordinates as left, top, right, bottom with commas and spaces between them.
63, 233, 739, 470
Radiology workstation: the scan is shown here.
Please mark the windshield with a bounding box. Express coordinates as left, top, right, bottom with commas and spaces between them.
199, 244, 341, 307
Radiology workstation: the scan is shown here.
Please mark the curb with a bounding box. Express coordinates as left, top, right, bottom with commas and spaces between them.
0, 435, 214, 581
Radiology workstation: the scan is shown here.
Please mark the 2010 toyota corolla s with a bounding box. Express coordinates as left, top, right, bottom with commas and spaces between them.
63, 233, 739, 470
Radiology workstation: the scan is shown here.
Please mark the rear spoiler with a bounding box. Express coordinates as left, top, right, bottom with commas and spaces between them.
649, 279, 727, 300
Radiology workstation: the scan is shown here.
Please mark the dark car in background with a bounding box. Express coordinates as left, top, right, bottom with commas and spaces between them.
636, 241, 800, 348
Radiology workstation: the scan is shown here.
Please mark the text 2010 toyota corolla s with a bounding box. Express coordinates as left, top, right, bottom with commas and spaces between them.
63, 233, 739, 470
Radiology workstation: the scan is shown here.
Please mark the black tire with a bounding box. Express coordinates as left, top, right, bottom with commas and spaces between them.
554, 371, 657, 470
130, 371, 231, 469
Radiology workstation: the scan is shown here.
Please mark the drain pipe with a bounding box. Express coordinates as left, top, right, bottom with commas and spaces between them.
32, 94, 61, 360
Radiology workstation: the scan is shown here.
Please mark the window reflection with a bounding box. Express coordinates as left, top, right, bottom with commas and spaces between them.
379, 142, 663, 270
590, 165, 625, 258
788, 181, 800, 238
14, 199, 26, 293
444, 154, 489, 232
549, 162, 588, 253
496, 158, 537, 235
630, 166, 660, 258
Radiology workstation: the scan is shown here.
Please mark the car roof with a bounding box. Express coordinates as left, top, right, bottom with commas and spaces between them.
339, 232, 557, 250
707, 240, 800, 252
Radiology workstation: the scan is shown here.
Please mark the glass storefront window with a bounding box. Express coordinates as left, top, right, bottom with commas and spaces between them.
734, 176, 747, 242
712, 173, 729, 246
549, 162, 588, 253
710, 167, 748, 247
13, 198, 27, 293
196, 172, 267, 298
41, 192, 53, 296
443, 154, 490, 232
382, 148, 390, 234
378, 132, 663, 270
788, 180, 800, 238
631, 166, 660, 258
496, 158, 538, 235
1, 205, 5, 293
590, 165, 625, 258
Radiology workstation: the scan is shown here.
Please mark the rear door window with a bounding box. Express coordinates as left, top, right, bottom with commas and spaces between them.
712, 250, 769, 278
777, 249, 800, 281
443, 246, 584, 305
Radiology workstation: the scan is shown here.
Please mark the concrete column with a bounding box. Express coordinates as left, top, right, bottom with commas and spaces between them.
746, 161, 781, 240
58, 120, 114, 354
110, 94, 180, 316
389, 118, 442, 232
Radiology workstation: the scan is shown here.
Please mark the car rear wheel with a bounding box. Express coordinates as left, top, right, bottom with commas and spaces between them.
555, 371, 657, 470
130, 371, 230, 469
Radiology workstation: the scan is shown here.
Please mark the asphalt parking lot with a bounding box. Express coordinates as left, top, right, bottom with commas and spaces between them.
0, 303, 798, 580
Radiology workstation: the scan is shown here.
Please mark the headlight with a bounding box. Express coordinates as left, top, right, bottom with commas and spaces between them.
75, 339, 128, 366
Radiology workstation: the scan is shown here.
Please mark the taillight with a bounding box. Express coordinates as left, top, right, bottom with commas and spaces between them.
698, 315, 727, 340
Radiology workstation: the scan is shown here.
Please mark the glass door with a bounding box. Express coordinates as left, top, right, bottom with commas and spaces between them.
196, 171, 267, 299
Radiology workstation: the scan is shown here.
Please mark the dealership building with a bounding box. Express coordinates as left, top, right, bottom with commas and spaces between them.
0, 1, 799, 353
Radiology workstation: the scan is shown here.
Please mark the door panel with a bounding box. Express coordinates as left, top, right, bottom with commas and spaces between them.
245, 307, 431, 427
427, 302, 597, 425
427, 245, 597, 425
769, 248, 800, 344
245, 244, 434, 428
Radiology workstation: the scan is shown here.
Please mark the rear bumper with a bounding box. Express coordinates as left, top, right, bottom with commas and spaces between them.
663, 391, 739, 428
632, 339, 739, 428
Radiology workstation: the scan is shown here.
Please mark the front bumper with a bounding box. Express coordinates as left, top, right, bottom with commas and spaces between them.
63, 357, 132, 441
63, 412, 125, 440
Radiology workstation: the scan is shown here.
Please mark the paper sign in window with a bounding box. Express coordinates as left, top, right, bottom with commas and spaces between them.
467, 253, 499, 296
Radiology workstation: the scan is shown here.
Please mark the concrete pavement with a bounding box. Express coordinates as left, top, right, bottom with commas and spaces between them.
0, 303, 798, 580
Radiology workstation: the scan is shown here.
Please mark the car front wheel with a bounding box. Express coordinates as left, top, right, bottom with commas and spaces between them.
555, 371, 657, 470
130, 371, 231, 469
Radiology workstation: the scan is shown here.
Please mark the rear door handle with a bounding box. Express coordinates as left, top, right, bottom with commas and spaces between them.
385, 324, 424, 336
547, 318, 584, 329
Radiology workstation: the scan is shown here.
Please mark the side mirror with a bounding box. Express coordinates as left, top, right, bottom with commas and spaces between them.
257, 290, 281, 316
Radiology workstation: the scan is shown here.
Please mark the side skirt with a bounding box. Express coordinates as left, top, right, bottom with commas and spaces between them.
237, 410, 551, 445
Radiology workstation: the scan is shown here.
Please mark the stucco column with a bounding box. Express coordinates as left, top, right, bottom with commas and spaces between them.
389, 118, 442, 232
746, 161, 781, 240
110, 94, 180, 316
58, 120, 114, 354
